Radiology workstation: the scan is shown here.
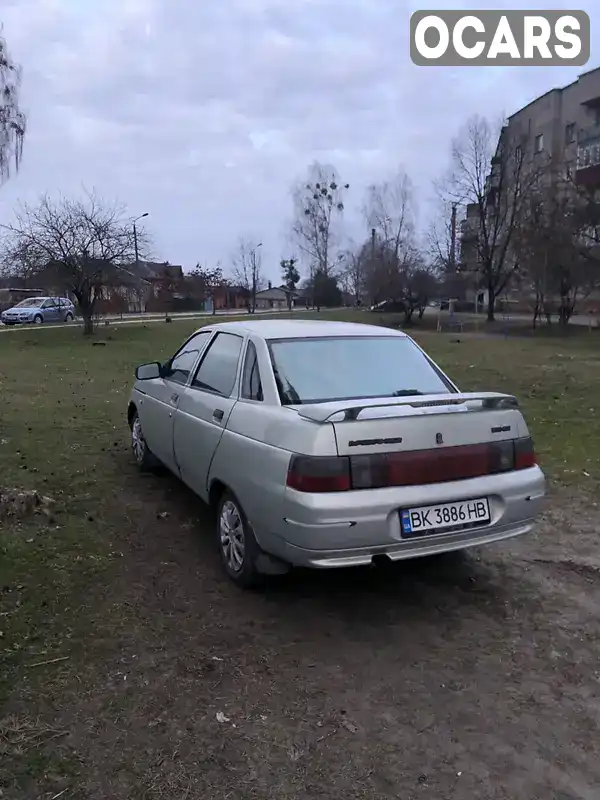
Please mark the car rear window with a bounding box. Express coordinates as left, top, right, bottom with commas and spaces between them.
268, 336, 454, 405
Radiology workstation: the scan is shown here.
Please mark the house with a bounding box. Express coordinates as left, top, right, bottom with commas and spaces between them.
254, 283, 299, 310
213, 283, 249, 311
90, 262, 184, 314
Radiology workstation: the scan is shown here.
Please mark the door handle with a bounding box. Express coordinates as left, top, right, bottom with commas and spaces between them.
171, 392, 179, 403
212, 409, 224, 422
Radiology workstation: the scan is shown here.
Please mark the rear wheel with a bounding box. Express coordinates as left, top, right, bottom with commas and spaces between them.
216, 491, 262, 589
130, 411, 160, 471
65, 312, 74, 323
33, 315, 43, 324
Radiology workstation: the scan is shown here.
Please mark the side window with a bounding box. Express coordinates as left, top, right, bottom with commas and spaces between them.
241, 341, 263, 401
164, 331, 212, 386
192, 333, 243, 397
42, 299, 55, 309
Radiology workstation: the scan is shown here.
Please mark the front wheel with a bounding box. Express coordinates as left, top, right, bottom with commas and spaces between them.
216, 491, 262, 589
33, 315, 43, 324
130, 411, 160, 471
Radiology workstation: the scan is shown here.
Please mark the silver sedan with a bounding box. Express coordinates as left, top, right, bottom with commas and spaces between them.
127, 319, 546, 587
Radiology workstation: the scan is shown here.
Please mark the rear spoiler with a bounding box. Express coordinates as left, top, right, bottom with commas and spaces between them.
296, 392, 519, 423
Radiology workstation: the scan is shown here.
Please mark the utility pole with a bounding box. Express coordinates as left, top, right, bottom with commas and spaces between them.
449, 204, 457, 317
370, 227, 376, 304
249, 242, 262, 314
450, 204, 457, 272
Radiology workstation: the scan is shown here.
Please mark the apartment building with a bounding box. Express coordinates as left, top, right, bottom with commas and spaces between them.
505, 65, 600, 182
459, 66, 600, 288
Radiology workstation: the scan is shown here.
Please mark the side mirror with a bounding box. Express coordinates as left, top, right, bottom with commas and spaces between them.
135, 362, 162, 380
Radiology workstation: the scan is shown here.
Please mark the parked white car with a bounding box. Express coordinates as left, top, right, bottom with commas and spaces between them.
127, 319, 546, 587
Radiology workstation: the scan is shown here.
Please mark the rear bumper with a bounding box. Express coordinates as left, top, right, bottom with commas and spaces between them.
266, 466, 546, 568
278, 518, 537, 568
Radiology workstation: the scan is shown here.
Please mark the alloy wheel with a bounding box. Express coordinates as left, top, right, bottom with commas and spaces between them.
219, 500, 245, 572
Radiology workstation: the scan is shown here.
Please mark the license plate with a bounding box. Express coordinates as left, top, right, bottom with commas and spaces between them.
400, 498, 490, 537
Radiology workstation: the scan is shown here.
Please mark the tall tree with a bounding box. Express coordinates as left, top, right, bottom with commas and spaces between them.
189, 263, 224, 314
440, 115, 546, 321
2, 191, 149, 335
340, 244, 368, 306
231, 238, 263, 313
0, 32, 26, 185
516, 168, 598, 327
364, 168, 415, 265
291, 162, 349, 280
362, 168, 418, 304
280, 257, 300, 310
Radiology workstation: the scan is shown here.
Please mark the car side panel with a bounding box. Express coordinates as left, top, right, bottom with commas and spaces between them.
209, 401, 296, 549
173, 389, 237, 502
132, 382, 179, 471
44, 301, 61, 323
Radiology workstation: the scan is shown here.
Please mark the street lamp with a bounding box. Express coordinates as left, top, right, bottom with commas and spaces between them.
249, 243, 262, 313
132, 213, 149, 314
133, 212, 149, 272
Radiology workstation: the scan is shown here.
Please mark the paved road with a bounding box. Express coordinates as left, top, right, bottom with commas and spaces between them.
0, 307, 320, 332
2, 305, 597, 333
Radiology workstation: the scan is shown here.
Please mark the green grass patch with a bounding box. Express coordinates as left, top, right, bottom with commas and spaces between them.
0, 309, 598, 793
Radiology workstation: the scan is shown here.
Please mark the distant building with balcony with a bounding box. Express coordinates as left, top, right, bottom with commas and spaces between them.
459, 66, 600, 299
502, 65, 600, 188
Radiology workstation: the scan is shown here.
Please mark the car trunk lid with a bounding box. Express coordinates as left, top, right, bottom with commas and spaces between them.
296, 392, 524, 451
289, 393, 534, 489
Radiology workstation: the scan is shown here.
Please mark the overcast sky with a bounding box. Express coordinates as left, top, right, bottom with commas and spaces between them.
0, 0, 597, 281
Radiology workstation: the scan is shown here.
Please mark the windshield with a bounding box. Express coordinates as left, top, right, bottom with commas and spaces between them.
15, 298, 44, 308
268, 336, 454, 405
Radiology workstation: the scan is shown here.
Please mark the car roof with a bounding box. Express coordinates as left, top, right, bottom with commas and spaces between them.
19, 296, 70, 302
194, 318, 408, 339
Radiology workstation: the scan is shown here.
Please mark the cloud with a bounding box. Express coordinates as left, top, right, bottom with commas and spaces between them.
0, 0, 597, 277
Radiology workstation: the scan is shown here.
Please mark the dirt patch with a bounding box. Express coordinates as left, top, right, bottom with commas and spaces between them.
3, 461, 600, 800
0, 488, 55, 523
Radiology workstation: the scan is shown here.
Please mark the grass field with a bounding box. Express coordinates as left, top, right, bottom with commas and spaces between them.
1, 310, 599, 799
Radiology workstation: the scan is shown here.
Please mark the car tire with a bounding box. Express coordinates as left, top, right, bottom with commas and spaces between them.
65, 313, 74, 323
33, 315, 43, 324
130, 410, 160, 471
216, 490, 262, 589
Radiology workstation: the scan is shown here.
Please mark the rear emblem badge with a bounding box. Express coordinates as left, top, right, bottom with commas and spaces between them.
436, 433, 444, 445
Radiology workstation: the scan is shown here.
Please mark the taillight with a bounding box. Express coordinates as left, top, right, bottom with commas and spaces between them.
514, 436, 536, 469
286, 437, 536, 493
351, 441, 515, 489
286, 455, 351, 492
350, 439, 533, 489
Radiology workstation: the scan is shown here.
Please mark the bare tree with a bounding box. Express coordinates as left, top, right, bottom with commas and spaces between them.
361, 168, 419, 305
517, 168, 599, 327
440, 115, 546, 321
231, 238, 264, 313
340, 243, 368, 306
0, 32, 26, 185
189, 263, 224, 315
291, 162, 349, 282
364, 168, 415, 263
2, 191, 149, 335
401, 252, 440, 324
